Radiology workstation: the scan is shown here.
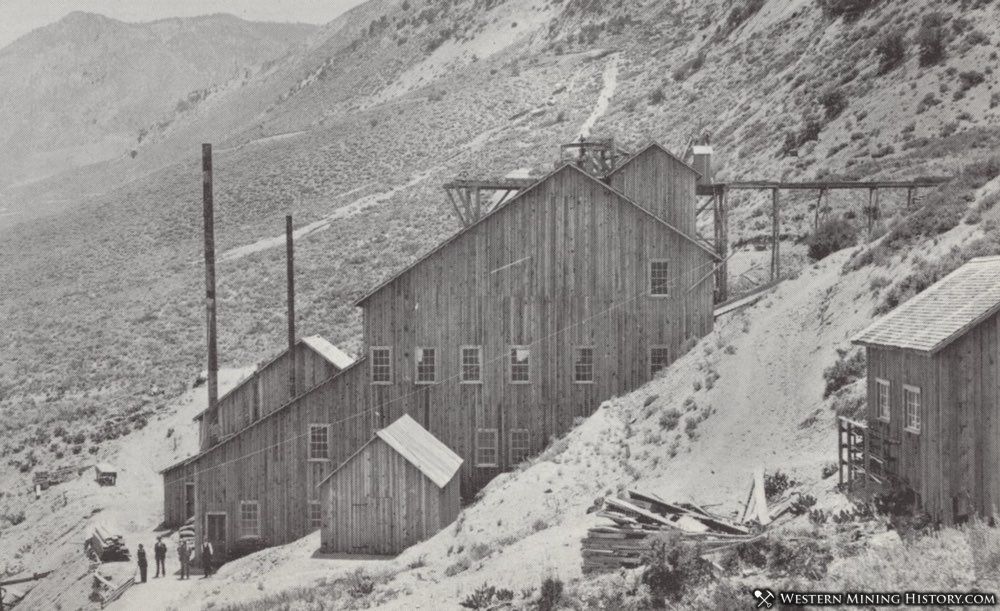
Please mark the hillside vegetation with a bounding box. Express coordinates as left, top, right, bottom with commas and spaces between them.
3, 0, 1000, 606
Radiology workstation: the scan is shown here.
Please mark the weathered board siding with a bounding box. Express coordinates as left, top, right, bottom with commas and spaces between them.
163, 462, 195, 528
186, 362, 374, 557
198, 341, 340, 445
362, 164, 715, 494
320, 438, 460, 555
866, 309, 1000, 524
608, 145, 699, 235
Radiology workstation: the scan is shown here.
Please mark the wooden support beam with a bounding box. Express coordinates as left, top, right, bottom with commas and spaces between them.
771, 189, 780, 281
286, 214, 296, 399
715, 178, 949, 191
814, 188, 824, 232
445, 189, 467, 226
712, 186, 729, 303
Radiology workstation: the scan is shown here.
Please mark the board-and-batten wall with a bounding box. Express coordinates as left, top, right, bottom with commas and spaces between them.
865, 309, 1000, 524
608, 145, 699, 235
362, 164, 715, 494
186, 362, 374, 552
320, 438, 460, 555
199, 342, 339, 444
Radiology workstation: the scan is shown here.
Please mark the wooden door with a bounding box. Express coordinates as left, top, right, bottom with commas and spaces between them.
349, 498, 394, 554
205, 513, 227, 561
184, 483, 195, 520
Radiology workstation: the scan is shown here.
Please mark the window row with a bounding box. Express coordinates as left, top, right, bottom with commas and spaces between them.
874, 378, 921, 433
370, 345, 674, 384
237, 500, 323, 536
475, 428, 532, 467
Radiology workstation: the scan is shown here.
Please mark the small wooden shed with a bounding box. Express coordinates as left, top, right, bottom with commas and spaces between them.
94, 463, 117, 486
317, 414, 462, 555
852, 256, 1000, 524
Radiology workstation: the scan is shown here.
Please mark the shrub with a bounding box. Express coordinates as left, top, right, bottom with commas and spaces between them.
347, 569, 375, 598
916, 13, 948, 66
821, 462, 839, 479
641, 532, 713, 602
959, 70, 985, 92
823, 348, 866, 397
764, 470, 797, 500
672, 51, 707, 81
766, 533, 834, 579
819, 0, 880, 20
807, 218, 857, 260
648, 87, 665, 105
460, 584, 515, 609
659, 409, 682, 431
537, 577, 564, 611
876, 29, 907, 74
818, 87, 848, 120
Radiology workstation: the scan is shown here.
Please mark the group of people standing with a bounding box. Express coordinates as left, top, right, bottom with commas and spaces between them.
135, 536, 215, 582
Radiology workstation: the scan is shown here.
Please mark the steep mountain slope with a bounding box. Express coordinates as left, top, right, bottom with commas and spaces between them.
0, 11, 314, 189
3, 0, 1000, 605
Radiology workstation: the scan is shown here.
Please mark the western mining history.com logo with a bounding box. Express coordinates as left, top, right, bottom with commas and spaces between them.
752, 588, 997, 608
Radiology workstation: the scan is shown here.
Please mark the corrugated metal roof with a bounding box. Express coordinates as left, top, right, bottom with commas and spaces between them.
301, 336, 355, 370
376, 415, 463, 488
852, 256, 1000, 354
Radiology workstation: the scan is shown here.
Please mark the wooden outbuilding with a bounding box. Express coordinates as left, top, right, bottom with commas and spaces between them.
94, 463, 117, 486
317, 414, 462, 555
852, 256, 1000, 524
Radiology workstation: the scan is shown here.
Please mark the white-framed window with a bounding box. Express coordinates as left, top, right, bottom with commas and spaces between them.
876, 378, 890, 422
371, 346, 392, 384
650, 259, 670, 296
573, 346, 594, 383
510, 347, 530, 384
415, 347, 437, 384
460, 346, 483, 383
308, 501, 322, 530
476, 429, 499, 467
509, 428, 531, 464
649, 346, 671, 377
904, 385, 921, 433
240, 500, 260, 537
309, 424, 329, 460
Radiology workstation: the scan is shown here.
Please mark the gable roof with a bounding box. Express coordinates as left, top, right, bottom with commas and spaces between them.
317, 414, 463, 489
354, 161, 719, 306
607, 142, 702, 179
852, 256, 1000, 354
193, 336, 354, 422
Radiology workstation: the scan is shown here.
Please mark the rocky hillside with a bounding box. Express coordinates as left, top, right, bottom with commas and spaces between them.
2, 0, 1000, 605
0, 11, 314, 189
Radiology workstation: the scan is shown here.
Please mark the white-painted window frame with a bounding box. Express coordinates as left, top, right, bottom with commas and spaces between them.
904, 384, 921, 434
876, 378, 891, 422
308, 424, 330, 461
460, 345, 483, 384
239, 501, 260, 537
370, 346, 393, 385
649, 259, 671, 297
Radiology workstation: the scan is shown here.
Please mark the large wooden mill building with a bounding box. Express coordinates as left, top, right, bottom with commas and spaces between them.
161, 141, 720, 557
851, 256, 1000, 524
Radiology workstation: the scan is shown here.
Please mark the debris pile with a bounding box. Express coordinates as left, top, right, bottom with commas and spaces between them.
85, 523, 131, 562
582, 489, 755, 573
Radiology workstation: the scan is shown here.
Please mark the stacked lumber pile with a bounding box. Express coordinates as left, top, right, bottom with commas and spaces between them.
86, 523, 131, 562
582, 489, 755, 574
32, 465, 79, 490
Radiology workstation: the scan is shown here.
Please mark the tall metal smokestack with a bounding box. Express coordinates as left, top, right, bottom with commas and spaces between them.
202, 143, 219, 445
286, 214, 296, 398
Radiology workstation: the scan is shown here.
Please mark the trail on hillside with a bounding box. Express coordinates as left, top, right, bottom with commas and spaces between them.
578, 55, 618, 139
219, 115, 531, 263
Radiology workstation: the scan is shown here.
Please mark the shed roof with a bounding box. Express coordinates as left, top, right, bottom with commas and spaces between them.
354, 160, 719, 306
852, 256, 1000, 354
95, 463, 117, 473
301, 336, 355, 370
193, 336, 354, 421
318, 414, 462, 489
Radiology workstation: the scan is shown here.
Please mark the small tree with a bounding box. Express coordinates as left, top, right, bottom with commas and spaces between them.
876, 29, 907, 74
807, 217, 857, 260
916, 12, 948, 67
820, 0, 880, 21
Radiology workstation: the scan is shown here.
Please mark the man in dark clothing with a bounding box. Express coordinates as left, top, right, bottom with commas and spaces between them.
201, 541, 214, 577
178, 540, 191, 579
136, 544, 148, 583
154, 536, 167, 577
